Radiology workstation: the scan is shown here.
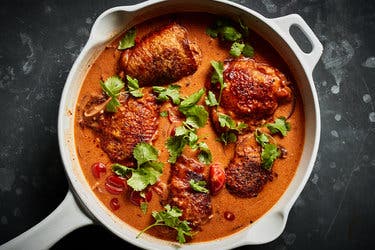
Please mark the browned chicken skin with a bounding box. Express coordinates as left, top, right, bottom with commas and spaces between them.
169, 155, 213, 228
80, 92, 160, 164
120, 23, 201, 86
225, 134, 273, 198
209, 58, 293, 133
221, 58, 292, 119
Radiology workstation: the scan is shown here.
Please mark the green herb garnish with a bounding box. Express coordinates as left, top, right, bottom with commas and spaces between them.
266, 117, 291, 136
254, 130, 280, 170
100, 76, 125, 112
153, 85, 181, 105
160, 111, 168, 117
229, 42, 254, 58
218, 113, 247, 132
126, 75, 143, 97
196, 142, 212, 164
217, 131, 237, 145
118, 27, 136, 50
179, 89, 205, 112
210, 61, 225, 104
206, 19, 241, 42
242, 43, 254, 57
137, 205, 193, 244
189, 179, 209, 193
230, 42, 245, 57
205, 91, 219, 107
261, 143, 280, 170
112, 142, 163, 191
166, 89, 210, 163
206, 19, 254, 58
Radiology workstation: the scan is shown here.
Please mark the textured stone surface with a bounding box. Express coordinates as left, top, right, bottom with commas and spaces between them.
0, 0, 374, 249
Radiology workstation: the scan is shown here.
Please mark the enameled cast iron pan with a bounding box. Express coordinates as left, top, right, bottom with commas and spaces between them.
1, 0, 322, 249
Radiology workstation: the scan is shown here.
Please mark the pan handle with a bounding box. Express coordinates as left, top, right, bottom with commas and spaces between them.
272, 14, 323, 71
0, 190, 93, 250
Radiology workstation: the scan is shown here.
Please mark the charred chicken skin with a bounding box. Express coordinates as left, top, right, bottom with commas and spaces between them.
169, 155, 213, 228
225, 134, 273, 198
120, 23, 201, 86
80, 92, 160, 164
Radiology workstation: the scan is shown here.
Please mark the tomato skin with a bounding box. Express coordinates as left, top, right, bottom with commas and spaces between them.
130, 190, 152, 206
105, 175, 126, 195
209, 164, 226, 195
110, 198, 120, 210
91, 162, 106, 179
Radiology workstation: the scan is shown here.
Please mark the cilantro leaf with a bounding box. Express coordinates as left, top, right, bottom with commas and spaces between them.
133, 142, 159, 167
105, 97, 121, 113
217, 113, 247, 132
242, 43, 254, 58
217, 132, 237, 145
197, 142, 212, 164
112, 142, 163, 192
221, 26, 242, 41
255, 129, 269, 147
126, 75, 143, 97
166, 135, 187, 163
153, 85, 181, 105
118, 27, 136, 50
179, 89, 205, 111
138, 205, 193, 244
261, 143, 280, 170
230, 42, 245, 57
182, 105, 208, 129
127, 161, 163, 191
111, 163, 133, 176
205, 91, 219, 106
254, 130, 282, 170
189, 179, 209, 193
160, 111, 168, 117
206, 27, 219, 38
210, 60, 226, 104
210, 60, 224, 86
100, 76, 125, 112
266, 117, 291, 136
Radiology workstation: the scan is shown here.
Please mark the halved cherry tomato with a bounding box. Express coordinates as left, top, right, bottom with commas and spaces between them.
91, 162, 106, 179
105, 175, 126, 195
129, 190, 152, 206
209, 164, 226, 195
110, 198, 120, 211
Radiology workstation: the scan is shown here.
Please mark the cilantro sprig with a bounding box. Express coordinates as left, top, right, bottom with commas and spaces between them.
206, 19, 254, 58
166, 89, 211, 164
230, 42, 254, 58
100, 76, 125, 112
126, 75, 143, 98
266, 117, 291, 136
254, 116, 291, 171
153, 85, 181, 105
205, 91, 219, 107
118, 27, 136, 50
216, 113, 247, 145
137, 205, 193, 244
210, 60, 225, 105
112, 142, 163, 191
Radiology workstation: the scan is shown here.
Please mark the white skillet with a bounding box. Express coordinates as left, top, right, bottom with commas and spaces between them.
1, 0, 322, 249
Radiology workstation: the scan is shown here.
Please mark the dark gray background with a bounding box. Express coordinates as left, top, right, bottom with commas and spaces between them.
0, 0, 374, 249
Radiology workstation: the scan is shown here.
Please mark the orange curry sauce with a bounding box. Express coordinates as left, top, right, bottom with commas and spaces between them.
74, 13, 304, 242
